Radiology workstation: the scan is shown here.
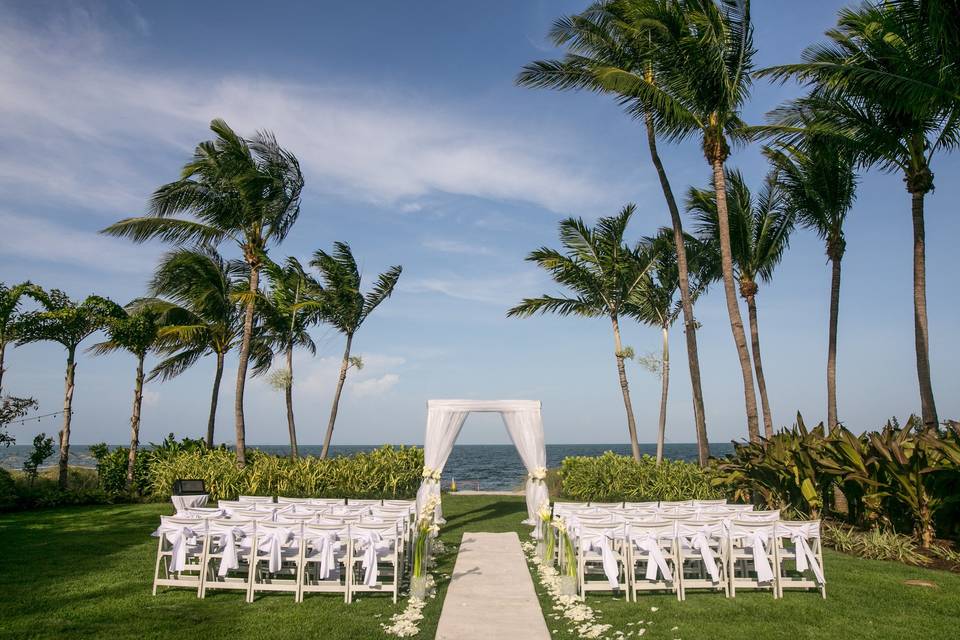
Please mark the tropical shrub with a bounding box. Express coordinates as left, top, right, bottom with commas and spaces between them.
0, 467, 16, 510
558, 452, 722, 502
822, 521, 928, 566
95, 434, 213, 496
147, 445, 424, 501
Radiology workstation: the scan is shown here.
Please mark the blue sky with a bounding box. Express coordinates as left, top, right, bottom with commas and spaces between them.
1, 0, 957, 448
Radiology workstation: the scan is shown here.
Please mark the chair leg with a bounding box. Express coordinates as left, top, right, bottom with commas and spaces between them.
152, 537, 165, 596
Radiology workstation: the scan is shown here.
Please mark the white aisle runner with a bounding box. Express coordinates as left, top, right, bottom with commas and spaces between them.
435, 532, 551, 640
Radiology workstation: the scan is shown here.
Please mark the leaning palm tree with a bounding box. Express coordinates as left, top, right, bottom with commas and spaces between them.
581, 0, 761, 441
16, 290, 122, 488
103, 119, 304, 464
689, 169, 793, 438
630, 230, 715, 462
89, 304, 164, 490
517, 0, 712, 465
143, 248, 246, 448
766, 135, 857, 429
0, 281, 44, 395
508, 204, 655, 461
757, 0, 958, 427
309, 243, 402, 459
259, 257, 323, 459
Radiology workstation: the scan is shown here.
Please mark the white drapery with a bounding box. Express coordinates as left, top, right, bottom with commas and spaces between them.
415, 399, 547, 533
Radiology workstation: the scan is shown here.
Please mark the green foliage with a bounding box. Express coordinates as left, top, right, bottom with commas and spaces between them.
4, 467, 109, 511
146, 445, 424, 501
558, 452, 722, 502
0, 467, 15, 510
822, 521, 929, 566
0, 396, 37, 447
96, 434, 212, 496
15, 289, 122, 351
22, 433, 54, 485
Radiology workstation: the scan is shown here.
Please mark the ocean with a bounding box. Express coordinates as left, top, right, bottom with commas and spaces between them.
0, 442, 733, 490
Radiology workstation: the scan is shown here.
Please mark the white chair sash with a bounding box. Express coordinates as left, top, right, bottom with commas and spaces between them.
355, 530, 385, 587
258, 527, 296, 573
685, 530, 720, 583
632, 534, 672, 582
582, 531, 620, 589
791, 534, 824, 584
209, 523, 252, 577
746, 531, 775, 583
305, 531, 342, 579
157, 524, 200, 572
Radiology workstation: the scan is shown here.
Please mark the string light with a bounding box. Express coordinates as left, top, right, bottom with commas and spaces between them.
7, 410, 71, 426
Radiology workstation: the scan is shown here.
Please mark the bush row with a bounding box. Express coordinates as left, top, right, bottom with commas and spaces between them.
558, 451, 723, 502
710, 415, 960, 546
0, 467, 110, 511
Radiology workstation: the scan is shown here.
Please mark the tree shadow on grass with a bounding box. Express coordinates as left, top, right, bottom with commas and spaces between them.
442, 499, 526, 533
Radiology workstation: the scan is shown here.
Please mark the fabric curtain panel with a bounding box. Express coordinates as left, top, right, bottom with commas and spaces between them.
415, 399, 546, 530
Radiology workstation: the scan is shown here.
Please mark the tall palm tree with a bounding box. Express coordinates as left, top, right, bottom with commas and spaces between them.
517, 0, 712, 465
103, 119, 304, 464
630, 230, 715, 462
89, 304, 164, 490
0, 281, 43, 396
562, 0, 760, 440
508, 204, 655, 460
689, 169, 793, 438
260, 257, 322, 459
766, 136, 857, 429
758, 1, 959, 428
16, 290, 122, 488
308, 243, 402, 459
142, 248, 247, 448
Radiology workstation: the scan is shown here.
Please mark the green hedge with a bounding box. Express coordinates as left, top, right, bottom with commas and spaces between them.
146, 445, 424, 501
558, 452, 722, 502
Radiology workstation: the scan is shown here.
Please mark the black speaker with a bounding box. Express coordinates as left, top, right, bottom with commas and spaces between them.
172, 479, 206, 495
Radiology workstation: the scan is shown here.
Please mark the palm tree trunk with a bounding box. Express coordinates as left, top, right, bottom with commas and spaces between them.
910, 191, 938, 428
645, 112, 709, 465
745, 293, 773, 438
285, 344, 298, 460
0, 341, 6, 396
826, 255, 842, 429
321, 333, 353, 460
206, 351, 224, 448
611, 315, 641, 461
234, 262, 260, 466
711, 159, 761, 442
57, 348, 76, 490
656, 325, 670, 464
125, 354, 144, 492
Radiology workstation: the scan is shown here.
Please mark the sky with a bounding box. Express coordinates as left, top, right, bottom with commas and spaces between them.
0, 0, 957, 449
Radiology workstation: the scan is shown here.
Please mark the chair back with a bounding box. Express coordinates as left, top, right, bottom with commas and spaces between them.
347, 499, 382, 507
276, 496, 310, 505
775, 519, 821, 540
693, 499, 727, 507
626, 520, 675, 542
238, 495, 275, 504
589, 501, 624, 509
276, 512, 318, 524
659, 500, 695, 507
308, 498, 345, 507
181, 507, 225, 519
624, 501, 659, 510
736, 510, 780, 523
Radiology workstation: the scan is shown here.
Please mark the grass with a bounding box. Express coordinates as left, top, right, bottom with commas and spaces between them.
2, 496, 959, 639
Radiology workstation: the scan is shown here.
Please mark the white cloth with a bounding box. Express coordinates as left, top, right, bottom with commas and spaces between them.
305, 531, 343, 579
684, 530, 721, 583
582, 530, 621, 589
172, 494, 209, 513
632, 534, 673, 582
777, 521, 825, 584
415, 399, 546, 528
209, 522, 254, 577
151, 521, 202, 572
746, 532, 775, 584
257, 527, 296, 573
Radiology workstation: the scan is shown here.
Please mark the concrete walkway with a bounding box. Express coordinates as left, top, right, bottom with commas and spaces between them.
435, 532, 550, 640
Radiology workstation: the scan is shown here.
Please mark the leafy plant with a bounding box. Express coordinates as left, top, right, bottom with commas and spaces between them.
559, 451, 721, 502
22, 433, 54, 486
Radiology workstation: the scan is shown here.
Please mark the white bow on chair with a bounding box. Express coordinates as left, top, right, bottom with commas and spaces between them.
164, 525, 198, 573
791, 534, 824, 584
259, 527, 295, 573
633, 534, 673, 582
583, 531, 620, 589
687, 531, 721, 583
306, 531, 341, 579
747, 532, 775, 583
357, 531, 384, 587
215, 526, 248, 577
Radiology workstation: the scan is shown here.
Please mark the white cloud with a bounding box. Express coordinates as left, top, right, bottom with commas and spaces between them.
351, 373, 400, 398
402, 270, 543, 305
142, 390, 161, 407
422, 238, 494, 256
0, 17, 630, 217
0, 211, 157, 275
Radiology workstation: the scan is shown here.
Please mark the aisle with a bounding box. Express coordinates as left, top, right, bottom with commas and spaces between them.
435, 532, 550, 640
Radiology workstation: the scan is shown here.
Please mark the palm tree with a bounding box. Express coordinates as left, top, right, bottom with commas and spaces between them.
0, 281, 43, 395
16, 290, 122, 488
89, 304, 164, 490
308, 243, 402, 459
689, 169, 793, 438
517, 0, 712, 465
757, 1, 959, 428
508, 204, 655, 461
630, 230, 715, 462
143, 248, 247, 448
102, 119, 304, 464
260, 257, 322, 459
766, 135, 857, 429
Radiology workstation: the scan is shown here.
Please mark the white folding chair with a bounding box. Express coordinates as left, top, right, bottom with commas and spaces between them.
347, 498, 382, 507
248, 521, 302, 602
152, 516, 207, 596
181, 506, 226, 519
773, 520, 826, 598
276, 497, 311, 505
624, 501, 659, 510
276, 512, 318, 525
308, 498, 346, 507
238, 495, 275, 504
727, 519, 778, 598
725, 503, 755, 513
589, 501, 624, 509
692, 499, 727, 507
660, 500, 695, 508
736, 510, 780, 523
347, 523, 401, 603
300, 523, 350, 602
200, 518, 257, 598
625, 521, 679, 601
577, 523, 628, 598
676, 520, 728, 600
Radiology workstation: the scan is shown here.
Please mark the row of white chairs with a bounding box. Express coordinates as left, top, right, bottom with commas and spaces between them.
552, 503, 825, 601
153, 498, 416, 603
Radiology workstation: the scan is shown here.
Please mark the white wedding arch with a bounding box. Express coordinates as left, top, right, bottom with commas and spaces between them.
414, 399, 548, 533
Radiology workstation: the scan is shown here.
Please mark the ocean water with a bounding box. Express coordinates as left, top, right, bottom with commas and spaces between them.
0, 442, 733, 491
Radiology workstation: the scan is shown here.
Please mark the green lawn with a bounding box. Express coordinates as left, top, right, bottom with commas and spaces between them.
2, 496, 958, 639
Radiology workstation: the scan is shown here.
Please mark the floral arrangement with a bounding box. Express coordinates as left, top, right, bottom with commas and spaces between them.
553, 519, 577, 578
412, 495, 441, 578
528, 466, 548, 482
538, 501, 555, 562
421, 466, 442, 481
